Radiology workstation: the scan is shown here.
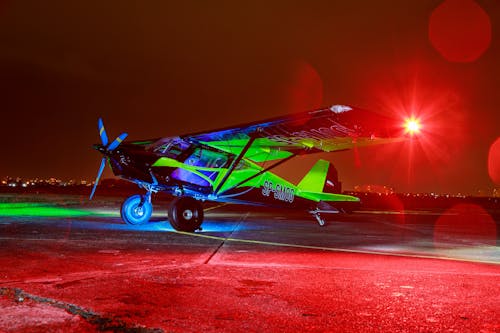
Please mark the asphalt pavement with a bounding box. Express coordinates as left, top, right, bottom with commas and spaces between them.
0, 194, 499, 332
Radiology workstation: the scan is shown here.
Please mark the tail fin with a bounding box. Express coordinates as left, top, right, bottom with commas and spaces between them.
297, 159, 342, 194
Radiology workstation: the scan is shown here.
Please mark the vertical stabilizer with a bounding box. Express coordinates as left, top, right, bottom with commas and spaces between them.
297, 159, 342, 194
297, 159, 330, 193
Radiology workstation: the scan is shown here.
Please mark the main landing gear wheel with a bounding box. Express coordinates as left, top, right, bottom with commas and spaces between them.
121, 194, 153, 225
168, 196, 204, 232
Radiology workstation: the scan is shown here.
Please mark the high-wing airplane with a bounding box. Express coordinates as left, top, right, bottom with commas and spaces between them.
90, 105, 418, 231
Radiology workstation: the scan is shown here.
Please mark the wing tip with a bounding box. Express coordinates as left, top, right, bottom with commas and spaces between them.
329, 105, 352, 113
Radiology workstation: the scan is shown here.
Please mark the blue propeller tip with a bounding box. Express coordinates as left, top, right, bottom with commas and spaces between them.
98, 118, 109, 146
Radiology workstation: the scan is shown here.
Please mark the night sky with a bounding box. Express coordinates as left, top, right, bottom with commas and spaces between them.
0, 0, 499, 195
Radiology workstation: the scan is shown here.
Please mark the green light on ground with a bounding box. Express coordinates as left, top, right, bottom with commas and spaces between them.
0, 203, 98, 217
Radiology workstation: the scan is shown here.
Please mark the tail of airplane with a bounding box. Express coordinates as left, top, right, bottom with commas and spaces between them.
298, 159, 357, 225
297, 159, 342, 194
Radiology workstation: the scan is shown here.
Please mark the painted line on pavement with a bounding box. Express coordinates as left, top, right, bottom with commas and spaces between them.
204, 203, 228, 212
174, 230, 500, 266
357, 210, 456, 216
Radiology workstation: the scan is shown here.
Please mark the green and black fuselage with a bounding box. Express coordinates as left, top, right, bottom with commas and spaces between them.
101, 136, 360, 213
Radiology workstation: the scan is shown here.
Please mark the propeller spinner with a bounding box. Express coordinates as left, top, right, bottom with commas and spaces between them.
89, 118, 128, 200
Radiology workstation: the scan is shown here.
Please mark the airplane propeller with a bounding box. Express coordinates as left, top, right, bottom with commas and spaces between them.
89, 118, 128, 200
98, 118, 108, 146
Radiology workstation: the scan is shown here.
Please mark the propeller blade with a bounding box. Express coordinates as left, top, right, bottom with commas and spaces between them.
108, 132, 128, 151
89, 157, 106, 200
98, 118, 109, 146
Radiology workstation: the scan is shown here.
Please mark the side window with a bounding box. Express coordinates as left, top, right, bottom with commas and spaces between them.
202, 150, 228, 169
171, 148, 229, 187
165, 143, 186, 158
188, 149, 228, 181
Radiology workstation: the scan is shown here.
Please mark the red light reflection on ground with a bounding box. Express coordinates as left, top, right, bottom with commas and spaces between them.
385, 194, 407, 240
434, 204, 496, 247
429, 0, 491, 63
488, 137, 500, 185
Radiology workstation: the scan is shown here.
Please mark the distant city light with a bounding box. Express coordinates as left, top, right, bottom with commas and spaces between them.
0, 176, 93, 188
0, 176, 498, 199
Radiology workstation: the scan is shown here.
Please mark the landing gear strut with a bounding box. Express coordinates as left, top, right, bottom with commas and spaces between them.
309, 202, 341, 226
168, 196, 204, 232
311, 211, 326, 226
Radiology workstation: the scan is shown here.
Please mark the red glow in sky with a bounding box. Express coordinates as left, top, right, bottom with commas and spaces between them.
0, 2, 498, 194
362, 61, 467, 192
429, 0, 491, 63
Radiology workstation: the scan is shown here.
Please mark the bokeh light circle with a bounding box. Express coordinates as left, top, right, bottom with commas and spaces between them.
284, 60, 323, 114
488, 137, 500, 185
434, 204, 496, 247
429, 0, 491, 63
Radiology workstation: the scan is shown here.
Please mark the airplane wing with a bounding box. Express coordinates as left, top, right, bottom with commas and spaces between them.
151, 105, 405, 163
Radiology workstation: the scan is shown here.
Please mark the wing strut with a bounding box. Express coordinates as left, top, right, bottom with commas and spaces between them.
213, 134, 258, 195
217, 154, 296, 196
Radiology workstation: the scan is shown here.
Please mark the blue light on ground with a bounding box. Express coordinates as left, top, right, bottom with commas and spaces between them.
78, 219, 245, 233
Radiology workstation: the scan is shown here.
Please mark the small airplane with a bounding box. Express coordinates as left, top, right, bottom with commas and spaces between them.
90, 105, 420, 231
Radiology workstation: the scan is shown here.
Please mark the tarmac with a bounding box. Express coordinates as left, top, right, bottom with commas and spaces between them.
0, 194, 499, 332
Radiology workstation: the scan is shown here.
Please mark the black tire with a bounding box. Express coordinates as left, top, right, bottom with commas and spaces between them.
121, 194, 153, 225
168, 197, 204, 232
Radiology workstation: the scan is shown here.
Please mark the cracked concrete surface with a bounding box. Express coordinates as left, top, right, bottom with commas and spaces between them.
0, 287, 163, 332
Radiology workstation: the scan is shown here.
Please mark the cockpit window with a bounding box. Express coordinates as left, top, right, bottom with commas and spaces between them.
190, 149, 228, 169
153, 138, 191, 159
170, 148, 229, 187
